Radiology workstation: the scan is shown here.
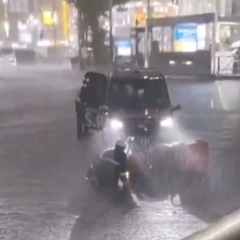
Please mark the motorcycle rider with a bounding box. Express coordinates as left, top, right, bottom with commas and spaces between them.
113, 140, 128, 189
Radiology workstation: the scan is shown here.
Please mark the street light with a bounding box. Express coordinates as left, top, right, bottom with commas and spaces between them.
212, 0, 218, 75
109, 0, 114, 67
144, 0, 151, 67
3, 0, 9, 39
51, 0, 58, 57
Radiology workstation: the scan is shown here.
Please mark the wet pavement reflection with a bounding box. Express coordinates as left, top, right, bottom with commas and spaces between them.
0, 67, 240, 239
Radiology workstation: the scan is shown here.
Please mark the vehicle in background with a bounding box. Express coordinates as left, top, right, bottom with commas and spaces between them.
0, 48, 17, 67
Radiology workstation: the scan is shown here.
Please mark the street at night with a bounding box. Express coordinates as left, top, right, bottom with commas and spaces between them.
0, 65, 240, 239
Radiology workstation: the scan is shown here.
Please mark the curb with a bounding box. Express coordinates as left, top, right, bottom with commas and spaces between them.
166, 75, 240, 81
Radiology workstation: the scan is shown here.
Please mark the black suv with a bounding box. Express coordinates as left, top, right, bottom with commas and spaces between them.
75, 69, 181, 142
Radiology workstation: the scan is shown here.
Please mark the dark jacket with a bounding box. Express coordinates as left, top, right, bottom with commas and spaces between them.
114, 147, 127, 173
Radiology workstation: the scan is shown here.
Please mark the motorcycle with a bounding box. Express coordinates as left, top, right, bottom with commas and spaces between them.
86, 137, 209, 204
86, 139, 133, 196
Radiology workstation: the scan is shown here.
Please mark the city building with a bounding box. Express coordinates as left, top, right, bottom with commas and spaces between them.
178, 0, 232, 16
109, 0, 178, 56
0, 0, 29, 46
0, 0, 72, 52
177, 0, 240, 51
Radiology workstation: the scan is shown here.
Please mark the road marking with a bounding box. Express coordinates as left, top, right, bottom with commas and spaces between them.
211, 99, 214, 108
215, 81, 226, 110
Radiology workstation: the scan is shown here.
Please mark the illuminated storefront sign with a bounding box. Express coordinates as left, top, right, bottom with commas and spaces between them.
114, 39, 131, 56
174, 23, 206, 52
42, 11, 58, 26
174, 24, 197, 51
134, 2, 178, 27
62, 1, 70, 38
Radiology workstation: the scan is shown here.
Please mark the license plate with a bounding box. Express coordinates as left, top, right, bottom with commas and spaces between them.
138, 137, 150, 145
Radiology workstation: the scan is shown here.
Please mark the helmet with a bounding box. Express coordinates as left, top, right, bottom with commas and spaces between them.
115, 140, 126, 149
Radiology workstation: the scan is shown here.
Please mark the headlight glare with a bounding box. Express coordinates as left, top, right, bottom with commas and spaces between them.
160, 117, 173, 127
110, 119, 123, 129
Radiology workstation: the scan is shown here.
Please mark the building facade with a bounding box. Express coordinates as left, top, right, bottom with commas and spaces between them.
0, 0, 71, 49
178, 0, 232, 16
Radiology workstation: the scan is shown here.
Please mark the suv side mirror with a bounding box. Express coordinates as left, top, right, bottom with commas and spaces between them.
172, 104, 181, 111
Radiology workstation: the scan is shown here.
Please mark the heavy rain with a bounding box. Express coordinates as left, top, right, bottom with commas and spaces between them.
1, 0, 240, 239
0, 64, 239, 239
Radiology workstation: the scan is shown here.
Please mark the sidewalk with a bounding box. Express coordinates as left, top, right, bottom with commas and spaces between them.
166, 74, 240, 81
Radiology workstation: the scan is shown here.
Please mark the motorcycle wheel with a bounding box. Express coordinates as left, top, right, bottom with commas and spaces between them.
116, 185, 131, 202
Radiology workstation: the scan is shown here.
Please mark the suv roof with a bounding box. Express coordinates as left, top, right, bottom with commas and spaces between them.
110, 68, 165, 81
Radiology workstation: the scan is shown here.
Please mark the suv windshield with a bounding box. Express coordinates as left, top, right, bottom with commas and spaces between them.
109, 78, 170, 109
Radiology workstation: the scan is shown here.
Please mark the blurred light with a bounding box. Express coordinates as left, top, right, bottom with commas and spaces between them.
58, 40, 68, 46
110, 119, 123, 129
33, 19, 39, 25
11, 43, 27, 49
160, 117, 173, 127
3, 21, 9, 37
42, 11, 55, 26
37, 39, 52, 47
69, 35, 74, 41
164, 142, 180, 147
11, 43, 19, 48
18, 21, 27, 31
136, 2, 143, 7
53, 12, 58, 24
62, 1, 70, 37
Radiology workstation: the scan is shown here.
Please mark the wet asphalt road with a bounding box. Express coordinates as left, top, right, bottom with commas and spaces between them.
0, 65, 240, 239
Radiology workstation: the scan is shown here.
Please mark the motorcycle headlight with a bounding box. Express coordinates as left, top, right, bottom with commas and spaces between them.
160, 117, 173, 128
125, 171, 130, 181
110, 118, 123, 129
120, 171, 130, 181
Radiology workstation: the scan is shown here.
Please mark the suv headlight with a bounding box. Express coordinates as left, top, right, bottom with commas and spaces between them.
160, 117, 173, 127
110, 118, 123, 129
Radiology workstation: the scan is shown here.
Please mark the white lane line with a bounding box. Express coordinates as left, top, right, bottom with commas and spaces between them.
215, 81, 228, 111
211, 99, 214, 108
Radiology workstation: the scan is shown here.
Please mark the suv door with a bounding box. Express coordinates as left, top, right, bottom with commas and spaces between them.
75, 72, 108, 139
